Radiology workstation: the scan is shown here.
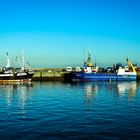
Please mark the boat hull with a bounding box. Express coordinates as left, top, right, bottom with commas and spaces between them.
67, 72, 137, 82
0, 73, 34, 82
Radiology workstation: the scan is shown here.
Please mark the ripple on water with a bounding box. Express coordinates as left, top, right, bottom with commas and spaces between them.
0, 82, 140, 139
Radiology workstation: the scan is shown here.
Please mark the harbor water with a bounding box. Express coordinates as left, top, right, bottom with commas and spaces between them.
0, 81, 140, 139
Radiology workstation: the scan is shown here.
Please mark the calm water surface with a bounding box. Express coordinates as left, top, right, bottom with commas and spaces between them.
0, 81, 140, 140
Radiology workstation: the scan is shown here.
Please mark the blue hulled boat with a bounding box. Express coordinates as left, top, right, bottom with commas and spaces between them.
71, 71, 136, 82
64, 53, 137, 82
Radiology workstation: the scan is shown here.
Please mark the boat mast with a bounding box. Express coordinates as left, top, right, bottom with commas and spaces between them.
83, 47, 85, 66
6, 52, 10, 68
22, 49, 25, 70
86, 52, 94, 67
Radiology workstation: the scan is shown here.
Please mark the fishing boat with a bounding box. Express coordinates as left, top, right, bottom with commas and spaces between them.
63, 53, 137, 82
0, 51, 34, 82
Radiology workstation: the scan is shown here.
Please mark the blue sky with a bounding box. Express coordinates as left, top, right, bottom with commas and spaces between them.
0, 0, 140, 68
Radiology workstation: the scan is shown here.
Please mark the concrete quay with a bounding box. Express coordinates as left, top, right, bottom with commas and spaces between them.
32, 68, 66, 81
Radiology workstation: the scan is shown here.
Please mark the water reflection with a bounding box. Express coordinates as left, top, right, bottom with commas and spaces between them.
84, 83, 98, 103
0, 83, 33, 111
83, 82, 138, 103
117, 82, 137, 98
0, 81, 139, 109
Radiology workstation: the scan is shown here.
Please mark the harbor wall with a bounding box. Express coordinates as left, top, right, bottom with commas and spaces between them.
32, 68, 66, 81
137, 71, 140, 81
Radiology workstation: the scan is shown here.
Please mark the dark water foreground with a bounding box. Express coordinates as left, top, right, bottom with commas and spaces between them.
0, 81, 140, 140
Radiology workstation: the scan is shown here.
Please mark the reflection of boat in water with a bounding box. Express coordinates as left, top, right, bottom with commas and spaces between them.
117, 81, 137, 97
64, 53, 136, 82
84, 83, 98, 103
0, 51, 34, 82
0, 82, 33, 111
83, 82, 137, 103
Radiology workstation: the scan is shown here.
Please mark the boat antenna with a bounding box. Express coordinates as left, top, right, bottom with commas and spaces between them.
95, 55, 96, 67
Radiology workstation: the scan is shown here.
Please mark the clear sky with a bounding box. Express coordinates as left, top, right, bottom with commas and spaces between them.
0, 0, 140, 68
